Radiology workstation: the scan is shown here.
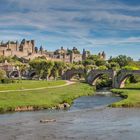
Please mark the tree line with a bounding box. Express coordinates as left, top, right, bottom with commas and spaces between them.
0, 54, 140, 84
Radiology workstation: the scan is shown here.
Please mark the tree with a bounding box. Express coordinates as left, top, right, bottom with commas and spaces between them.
0, 56, 13, 63
96, 60, 106, 66
87, 55, 100, 61
98, 65, 108, 70
122, 65, 139, 70
39, 46, 43, 54
15, 63, 28, 78
29, 59, 45, 79
107, 62, 120, 70
54, 61, 65, 76
42, 61, 54, 80
0, 69, 6, 80
35, 47, 38, 53
83, 55, 106, 67
83, 59, 95, 66
108, 55, 133, 68
67, 49, 72, 55
51, 62, 59, 80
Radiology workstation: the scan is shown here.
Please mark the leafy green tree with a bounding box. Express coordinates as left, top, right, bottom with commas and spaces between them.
54, 61, 65, 76
85, 65, 97, 71
83, 59, 95, 66
122, 65, 139, 70
0, 56, 13, 63
51, 62, 59, 80
96, 60, 106, 66
35, 47, 38, 53
67, 49, 72, 55
42, 61, 54, 80
87, 55, 100, 61
108, 55, 133, 68
0, 69, 6, 80
107, 62, 120, 70
29, 59, 43, 79
98, 65, 108, 70
83, 55, 101, 67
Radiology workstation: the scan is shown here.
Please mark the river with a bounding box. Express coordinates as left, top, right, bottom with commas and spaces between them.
0, 91, 140, 140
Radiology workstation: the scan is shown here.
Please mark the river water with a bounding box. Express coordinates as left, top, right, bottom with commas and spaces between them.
0, 91, 140, 140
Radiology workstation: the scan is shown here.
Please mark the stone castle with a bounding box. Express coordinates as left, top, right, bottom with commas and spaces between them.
0, 39, 106, 63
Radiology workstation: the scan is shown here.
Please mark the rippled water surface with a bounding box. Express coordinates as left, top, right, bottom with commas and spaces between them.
0, 91, 140, 140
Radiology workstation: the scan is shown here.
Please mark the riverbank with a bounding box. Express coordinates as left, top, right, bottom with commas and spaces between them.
0, 82, 94, 113
110, 83, 140, 107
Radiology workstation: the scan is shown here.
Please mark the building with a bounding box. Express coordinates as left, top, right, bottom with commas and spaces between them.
47, 47, 88, 63
0, 39, 48, 60
0, 39, 35, 57
0, 39, 106, 63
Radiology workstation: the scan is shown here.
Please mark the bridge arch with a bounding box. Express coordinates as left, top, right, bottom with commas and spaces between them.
62, 69, 85, 80
86, 69, 114, 86
28, 71, 36, 79
9, 70, 20, 78
117, 70, 140, 88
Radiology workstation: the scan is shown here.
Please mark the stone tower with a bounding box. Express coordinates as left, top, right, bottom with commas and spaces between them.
19, 39, 35, 54
82, 49, 88, 61
40, 46, 43, 54
16, 40, 19, 51
70, 52, 74, 63
102, 51, 106, 60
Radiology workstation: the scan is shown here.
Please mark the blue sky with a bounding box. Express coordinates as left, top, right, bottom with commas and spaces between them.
0, 0, 140, 60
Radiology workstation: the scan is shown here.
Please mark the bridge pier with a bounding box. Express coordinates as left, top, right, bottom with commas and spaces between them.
112, 71, 120, 88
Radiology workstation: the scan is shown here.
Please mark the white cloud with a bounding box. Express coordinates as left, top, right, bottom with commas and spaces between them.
0, 0, 140, 50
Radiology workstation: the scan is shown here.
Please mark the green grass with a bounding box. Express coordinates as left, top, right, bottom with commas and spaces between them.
0, 80, 66, 91
0, 82, 94, 113
125, 82, 140, 89
111, 82, 140, 107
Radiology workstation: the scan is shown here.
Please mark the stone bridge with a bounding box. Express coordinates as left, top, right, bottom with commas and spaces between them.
63, 69, 140, 88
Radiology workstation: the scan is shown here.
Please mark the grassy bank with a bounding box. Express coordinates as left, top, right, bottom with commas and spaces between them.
110, 82, 140, 107
0, 82, 94, 113
0, 80, 66, 91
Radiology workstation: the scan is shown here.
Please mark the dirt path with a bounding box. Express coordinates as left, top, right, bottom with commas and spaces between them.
0, 81, 76, 93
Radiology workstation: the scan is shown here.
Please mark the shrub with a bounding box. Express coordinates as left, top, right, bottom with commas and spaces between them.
0, 69, 6, 80
1, 78, 14, 84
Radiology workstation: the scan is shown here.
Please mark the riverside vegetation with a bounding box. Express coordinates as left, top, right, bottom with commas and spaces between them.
0, 81, 94, 113
111, 82, 140, 107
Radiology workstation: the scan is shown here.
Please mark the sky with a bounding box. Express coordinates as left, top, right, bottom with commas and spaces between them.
0, 0, 140, 60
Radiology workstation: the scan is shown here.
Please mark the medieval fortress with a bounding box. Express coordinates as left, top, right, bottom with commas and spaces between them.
0, 39, 106, 63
